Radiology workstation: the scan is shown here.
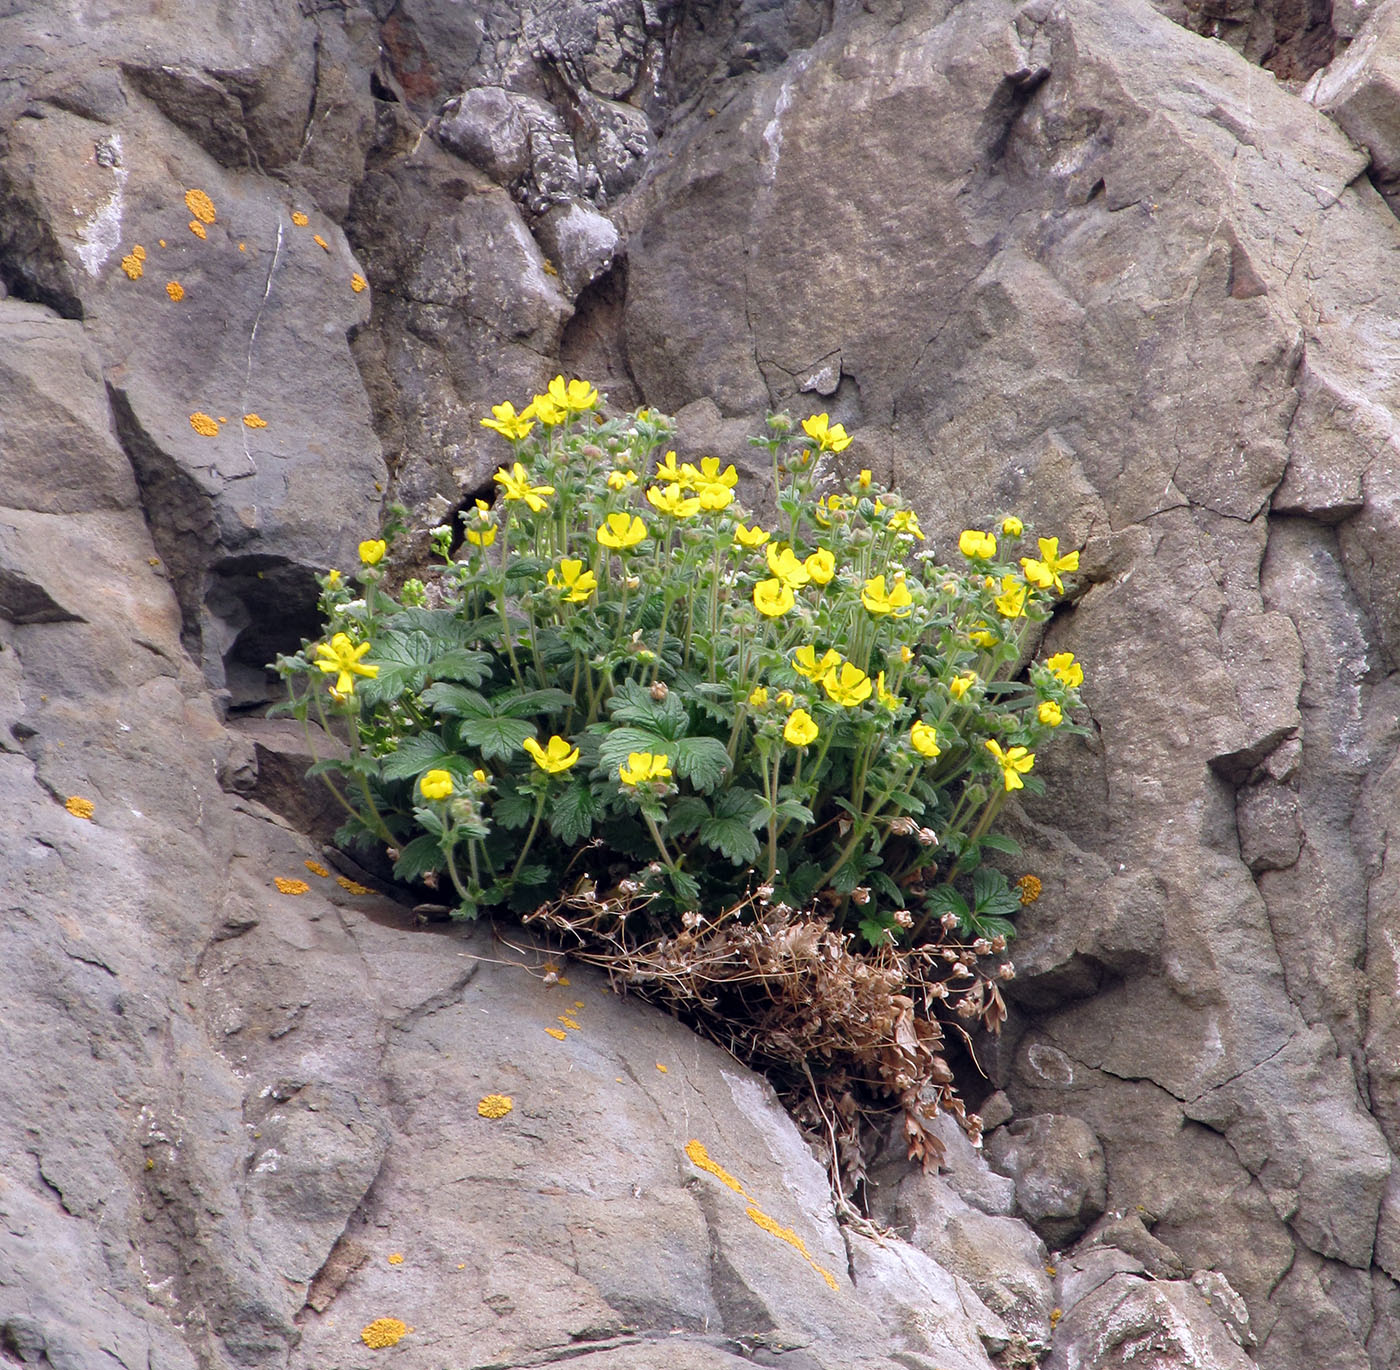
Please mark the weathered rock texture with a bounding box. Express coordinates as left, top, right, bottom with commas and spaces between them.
6, 0, 1400, 1368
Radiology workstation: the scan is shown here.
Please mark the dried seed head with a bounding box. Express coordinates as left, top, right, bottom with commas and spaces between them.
991, 934, 1007, 952
918, 827, 939, 846
972, 938, 992, 955
890, 816, 918, 836
956, 998, 981, 1018
941, 912, 960, 931
998, 962, 1016, 980
894, 909, 914, 928
850, 886, 871, 905
650, 681, 669, 701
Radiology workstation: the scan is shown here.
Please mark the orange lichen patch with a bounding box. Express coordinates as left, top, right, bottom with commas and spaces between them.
351, 272, 367, 293
544, 1028, 567, 1041
744, 1206, 840, 1291
217, 417, 228, 424
542, 258, 558, 277
313, 234, 330, 252
64, 796, 95, 821
304, 860, 330, 878
273, 877, 310, 895
165, 280, 184, 301
291, 210, 309, 226
557, 977, 571, 987
477, 1094, 514, 1119
685, 1140, 748, 1197
1049, 1307, 1063, 1327
1017, 873, 1042, 906
189, 412, 220, 437
158, 238, 167, 247
558, 1015, 581, 1031
573, 1000, 584, 1009
148, 557, 160, 567
387, 1253, 404, 1265
184, 188, 216, 223
243, 413, 268, 429
238, 242, 246, 251
655, 1063, 668, 1073
336, 875, 372, 895
360, 1318, 411, 1349
120, 252, 144, 280
132, 245, 146, 261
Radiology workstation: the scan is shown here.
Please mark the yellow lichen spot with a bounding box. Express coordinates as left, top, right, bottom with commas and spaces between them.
304, 860, 330, 878
477, 1094, 514, 1119
238, 242, 246, 251
556, 977, 570, 987
573, 1000, 584, 1009
185, 188, 216, 224
120, 252, 144, 280
542, 258, 558, 276
655, 1063, 668, 1073
148, 557, 160, 567
274, 877, 310, 895
65, 795, 95, 821
291, 210, 309, 227
243, 413, 268, 429
144, 1156, 155, 1170
360, 1318, 411, 1349
545, 1027, 567, 1041
457, 1262, 466, 1269
165, 280, 184, 302
158, 239, 167, 247
684, 1140, 749, 1197
336, 875, 372, 895
558, 1016, 581, 1031
351, 272, 367, 293
1017, 873, 1043, 906
189, 412, 220, 437
313, 233, 330, 252
1049, 1307, 1063, 1327
188, 220, 207, 239
1045, 1264, 1058, 1277
744, 1206, 840, 1290
217, 417, 228, 424
387, 1253, 404, 1265
132, 244, 146, 261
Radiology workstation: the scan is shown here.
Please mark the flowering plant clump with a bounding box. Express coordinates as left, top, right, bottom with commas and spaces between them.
276, 383, 1085, 957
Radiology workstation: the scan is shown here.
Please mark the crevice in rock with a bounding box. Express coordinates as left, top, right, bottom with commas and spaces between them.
0, 155, 84, 320
1151, 0, 1340, 83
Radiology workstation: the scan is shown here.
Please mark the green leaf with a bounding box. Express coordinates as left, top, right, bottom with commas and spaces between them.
972, 866, 1022, 919
924, 884, 970, 920
494, 687, 573, 718
549, 782, 601, 845
421, 684, 492, 718
674, 735, 730, 792
379, 734, 466, 783
492, 784, 534, 830
869, 870, 905, 907
978, 832, 1022, 857
786, 862, 825, 904
859, 913, 898, 948
698, 814, 761, 866
456, 715, 538, 762
606, 678, 688, 736
665, 795, 710, 839
393, 834, 445, 882
772, 797, 815, 827
667, 868, 701, 906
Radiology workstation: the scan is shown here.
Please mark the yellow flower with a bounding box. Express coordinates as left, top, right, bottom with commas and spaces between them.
734, 522, 771, 549
654, 449, 687, 484
1047, 651, 1085, 689
861, 574, 913, 617
695, 480, 734, 511
949, 671, 977, 700
766, 544, 811, 590
464, 499, 498, 547
875, 671, 902, 711
792, 645, 841, 682
969, 625, 998, 648
547, 559, 597, 603
1002, 516, 1023, 536
480, 402, 536, 442
314, 632, 379, 694
777, 690, 795, 707
546, 374, 599, 412
804, 548, 836, 585
888, 509, 924, 540
477, 1093, 514, 1119
910, 720, 941, 758
993, 575, 1028, 619
986, 739, 1035, 791
523, 735, 580, 774
619, 751, 673, 785
899, 645, 914, 664
801, 412, 852, 451
812, 493, 846, 528
472, 768, 489, 785
495, 461, 555, 512
528, 393, 568, 426
959, 529, 997, 560
1021, 537, 1080, 593
597, 512, 648, 549
1038, 699, 1063, 727
694, 456, 738, 488
359, 539, 387, 565
753, 578, 795, 618
646, 482, 701, 518
325, 569, 342, 588
419, 769, 454, 800
748, 685, 769, 707
784, 709, 819, 747
65, 795, 95, 820
607, 468, 637, 491
822, 662, 873, 707
858, 469, 872, 488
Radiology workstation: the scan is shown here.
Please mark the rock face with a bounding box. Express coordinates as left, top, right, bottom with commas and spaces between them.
5, 1, 1400, 1369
